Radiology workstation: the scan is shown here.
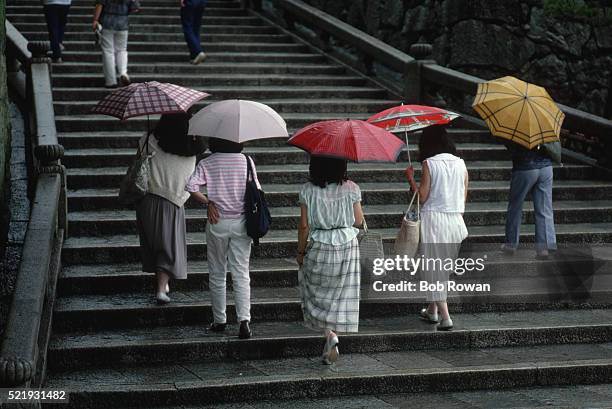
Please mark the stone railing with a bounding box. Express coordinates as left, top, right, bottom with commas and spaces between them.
1, 21, 66, 400
252, 0, 612, 170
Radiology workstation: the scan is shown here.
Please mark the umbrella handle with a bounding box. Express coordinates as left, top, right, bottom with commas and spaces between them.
405, 131, 411, 167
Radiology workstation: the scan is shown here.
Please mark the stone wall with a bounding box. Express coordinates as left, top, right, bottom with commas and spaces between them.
0, 3, 11, 334
300, 0, 612, 118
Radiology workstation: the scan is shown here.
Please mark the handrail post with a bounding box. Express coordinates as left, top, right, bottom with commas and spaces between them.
404, 43, 444, 106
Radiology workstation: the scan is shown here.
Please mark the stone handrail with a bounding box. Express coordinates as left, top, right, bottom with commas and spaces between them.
422, 64, 612, 142
258, 0, 612, 167
1, 20, 67, 395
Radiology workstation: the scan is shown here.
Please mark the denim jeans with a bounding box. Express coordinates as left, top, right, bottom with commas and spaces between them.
43, 4, 70, 59
180, 0, 207, 58
505, 166, 557, 251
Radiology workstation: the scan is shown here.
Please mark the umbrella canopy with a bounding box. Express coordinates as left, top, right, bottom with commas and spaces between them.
288, 119, 405, 163
472, 76, 565, 149
90, 81, 210, 120
188, 99, 288, 143
367, 104, 460, 133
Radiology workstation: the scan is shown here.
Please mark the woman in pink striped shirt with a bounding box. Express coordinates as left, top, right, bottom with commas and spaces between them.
185, 137, 261, 339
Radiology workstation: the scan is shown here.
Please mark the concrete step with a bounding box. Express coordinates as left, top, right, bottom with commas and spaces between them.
45, 51, 325, 64
61, 223, 612, 264
58, 243, 612, 295
55, 98, 398, 117
21, 32, 293, 44
47, 310, 612, 369
39, 384, 612, 409
52, 86, 386, 101
10, 0, 241, 5
7, 5, 247, 16
48, 41, 309, 54
52, 73, 364, 88
66, 200, 612, 237
43, 342, 612, 408
66, 180, 612, 211
55, 112, 368, 133
50, 62, 346, 75
64, 162, 594, 189
61, 144, 508, 167
9, 14, 265, 25
57, 129, 493, 149
11, 22, 279, 34
52, 278, 612, 330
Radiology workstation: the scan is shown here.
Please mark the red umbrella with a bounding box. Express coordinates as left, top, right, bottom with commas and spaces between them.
368, 104, 460, 165
90, 81, 210, 120
367, 104, 460, 133
288, 120, 405, 163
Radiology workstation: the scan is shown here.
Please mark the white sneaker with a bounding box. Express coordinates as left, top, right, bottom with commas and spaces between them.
191, 52, 207, 65
437, 317, 453, 331
156, 292, 171, 305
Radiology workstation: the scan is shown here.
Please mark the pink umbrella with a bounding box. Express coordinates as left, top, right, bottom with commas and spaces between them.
288, 120, 405, 163
90, 81, 210, 120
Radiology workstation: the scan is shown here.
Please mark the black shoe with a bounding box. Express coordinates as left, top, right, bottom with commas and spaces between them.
208, 322, 226, 332
238, 320, 252, 339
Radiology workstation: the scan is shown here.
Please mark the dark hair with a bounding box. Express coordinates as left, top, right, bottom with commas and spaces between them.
154, 113, 206, 157
418, 125, 457, 162
208, 137, 243, 153
308, 155, 348, 188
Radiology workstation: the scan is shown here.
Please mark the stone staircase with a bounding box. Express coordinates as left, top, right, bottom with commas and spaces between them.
7, 0, 612, 407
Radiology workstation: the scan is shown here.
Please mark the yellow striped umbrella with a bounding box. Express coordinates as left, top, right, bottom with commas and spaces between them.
472, 76, 565, 149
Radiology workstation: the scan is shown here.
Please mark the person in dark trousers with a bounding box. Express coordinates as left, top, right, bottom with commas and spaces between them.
42, 0, 72, 63
502, 142, 557, 258
180, 0, 207, 65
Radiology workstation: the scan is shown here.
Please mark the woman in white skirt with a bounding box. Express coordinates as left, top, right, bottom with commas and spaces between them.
296, 156, 364, 364
406, 125, 468, 330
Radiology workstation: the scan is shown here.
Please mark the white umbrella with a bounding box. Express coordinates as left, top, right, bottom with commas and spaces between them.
189, 99, 288, 143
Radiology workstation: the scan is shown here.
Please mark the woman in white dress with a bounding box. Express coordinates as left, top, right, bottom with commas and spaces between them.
406, 125, 468, 330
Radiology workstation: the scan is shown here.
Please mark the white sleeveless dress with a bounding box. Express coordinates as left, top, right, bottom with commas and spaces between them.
420, 153, 469, 302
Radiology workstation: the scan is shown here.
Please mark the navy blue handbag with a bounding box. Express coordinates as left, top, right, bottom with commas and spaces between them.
243, 155, 271, 246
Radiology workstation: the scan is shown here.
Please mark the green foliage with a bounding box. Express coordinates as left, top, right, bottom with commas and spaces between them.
543, 0, 611, 23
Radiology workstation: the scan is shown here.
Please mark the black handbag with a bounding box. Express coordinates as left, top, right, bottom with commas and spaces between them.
243, 155, 271, 246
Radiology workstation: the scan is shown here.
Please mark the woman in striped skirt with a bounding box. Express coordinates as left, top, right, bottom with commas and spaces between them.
296, 156, 364, 364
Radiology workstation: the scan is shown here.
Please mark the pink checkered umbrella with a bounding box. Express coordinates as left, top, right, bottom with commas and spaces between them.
90, 81, 210, 120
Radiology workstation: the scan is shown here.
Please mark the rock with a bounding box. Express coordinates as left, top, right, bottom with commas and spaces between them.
444, 0, 523, 26
365, 2, 382, 34
523, 54, 568, 88
346, 0, 366, 30
594, 26, 612, 49
449, 20, 536, 71
381, 0, 404, 27
547, 22, 590, 56
402, 4, 429, 33
577, 88, 607, 117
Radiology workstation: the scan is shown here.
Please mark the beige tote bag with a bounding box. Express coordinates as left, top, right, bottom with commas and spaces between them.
393, 191, 420, 258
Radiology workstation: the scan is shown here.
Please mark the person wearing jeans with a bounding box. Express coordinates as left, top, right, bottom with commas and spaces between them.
92, 0, 131, 88
42, 0, 72, 63
503, 143, 557, 258
185, 138, 260, 339
180, 0, 207, 64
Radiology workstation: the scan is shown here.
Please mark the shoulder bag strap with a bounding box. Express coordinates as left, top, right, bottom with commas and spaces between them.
244, 153, 253, 182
